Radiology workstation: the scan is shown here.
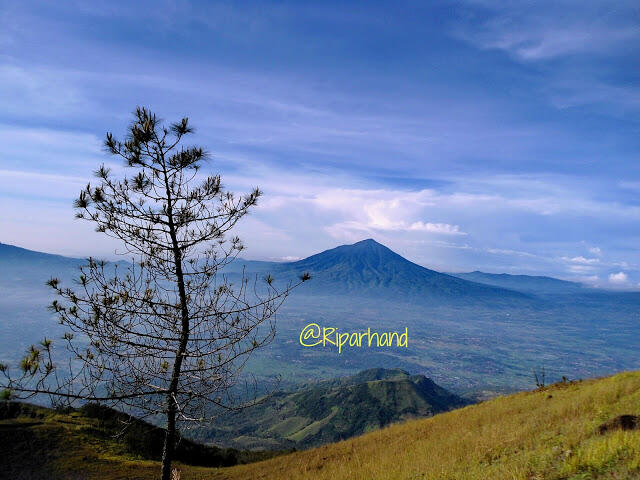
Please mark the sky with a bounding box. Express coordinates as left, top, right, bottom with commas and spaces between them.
0, 0, 639, 288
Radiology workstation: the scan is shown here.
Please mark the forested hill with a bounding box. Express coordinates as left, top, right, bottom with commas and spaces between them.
196, 368, 468, 450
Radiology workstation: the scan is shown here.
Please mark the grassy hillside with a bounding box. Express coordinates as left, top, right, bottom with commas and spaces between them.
0, 402, 286, 480
196, 368, 467, 449
218, 371, 640, 480
3, 371, 640, 479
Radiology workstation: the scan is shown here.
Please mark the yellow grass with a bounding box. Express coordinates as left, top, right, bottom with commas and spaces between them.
11, 371, 640, 479
205, 371, 640, 480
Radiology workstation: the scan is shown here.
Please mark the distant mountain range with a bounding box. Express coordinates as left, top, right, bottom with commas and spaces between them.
0, 242, 84, 281
451, 271, 587, 294
2, 239, 640, 396
0, 239, 587, 299
195, 368, 468, 450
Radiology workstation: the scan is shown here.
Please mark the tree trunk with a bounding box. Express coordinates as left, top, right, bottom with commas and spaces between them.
160, 158, 191, 480
161, 400, 177, 479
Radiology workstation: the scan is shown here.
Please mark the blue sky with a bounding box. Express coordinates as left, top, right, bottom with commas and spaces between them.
0, 0, 639, 288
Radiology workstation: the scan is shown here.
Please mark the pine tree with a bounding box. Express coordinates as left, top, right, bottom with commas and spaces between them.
0, 107, 309, 479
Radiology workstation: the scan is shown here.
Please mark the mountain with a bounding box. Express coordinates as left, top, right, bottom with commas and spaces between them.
5, 371, 640, 479
231, 239, 528, 302
0, 242, 84, 282
452, 270, 587, 294
0, 244, 86, 362
0, 242, 81, 264
196, 368, 468, 450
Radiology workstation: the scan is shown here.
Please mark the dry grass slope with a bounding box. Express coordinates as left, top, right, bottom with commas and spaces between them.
217, 371, 640, 480
3, 371, 640, 479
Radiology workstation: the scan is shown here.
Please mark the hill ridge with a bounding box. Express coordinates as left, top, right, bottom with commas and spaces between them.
195, 367, 467, 450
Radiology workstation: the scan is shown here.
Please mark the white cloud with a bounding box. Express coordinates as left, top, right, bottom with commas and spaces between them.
568, 265, 597, 274
486, 248, 539, 259
408, 222, 466, 235
453, 2, 640, 61
608, 272, 629, 285
276, 256, 301, 262
588, 247, 602, 256
452, 2, 640, 116
480, 24, 637, 61
562, 256, 599, 265
449, 174, 640, 219
307, 188, 463, 237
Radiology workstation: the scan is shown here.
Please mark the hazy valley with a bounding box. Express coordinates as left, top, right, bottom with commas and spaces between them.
2, 238, 640, 400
